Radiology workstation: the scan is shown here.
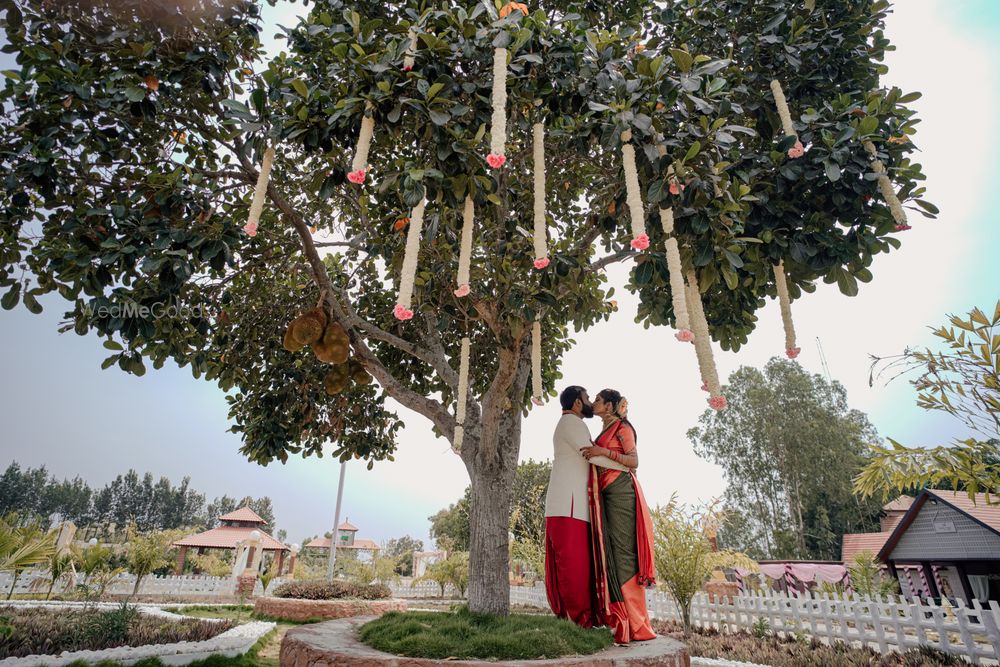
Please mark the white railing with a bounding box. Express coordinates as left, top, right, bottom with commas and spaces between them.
389, 580, 463, 599
0, 570, 237, 599
510, 582, 1000, 665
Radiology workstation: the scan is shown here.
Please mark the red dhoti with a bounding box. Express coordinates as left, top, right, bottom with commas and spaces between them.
544, 515, 596, 628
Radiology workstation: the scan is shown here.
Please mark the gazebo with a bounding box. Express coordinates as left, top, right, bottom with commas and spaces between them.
304, 519, 379, 562
173, 506, 292, 576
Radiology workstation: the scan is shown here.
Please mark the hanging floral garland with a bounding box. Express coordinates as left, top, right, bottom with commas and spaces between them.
243, 147, 274, 237
394, 193, 426, 321
770, 80, 804, 159
686, 270, 727, 411
773, 260, 800, 359
658, 206, 693, 342
486, 47, 508, 169
453, 336, 471, 450
531, 319, 544, 406
863, 140, 910, 231
402, 27, 417, 71
455, 195, 475, 297
621, 130, 649, 250
348, 103, 375, 184
532, 121, 550, 269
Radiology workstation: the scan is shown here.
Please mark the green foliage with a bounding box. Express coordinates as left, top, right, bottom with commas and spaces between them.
751, 618, 771, 640
846, 550, 898, 599
343, 555, 401, 586
358, 607, 613, 660
688, 358, 883, 559
652, 497, 753, 632
382, 535, 424, 576
271, 579, 391, 600
125, 525, 187, 597
857, 301, 1000, 500
0, 604, 234, 659
414, 552, 469, 597
0, 515, 56, 600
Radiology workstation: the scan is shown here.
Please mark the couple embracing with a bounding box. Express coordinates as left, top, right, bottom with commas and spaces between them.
543, 385, 657, 645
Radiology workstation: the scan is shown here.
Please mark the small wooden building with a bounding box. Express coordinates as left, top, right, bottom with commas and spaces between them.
173, 506, 291, 575
875, 489, 1000, 604
304, 519, 380, 561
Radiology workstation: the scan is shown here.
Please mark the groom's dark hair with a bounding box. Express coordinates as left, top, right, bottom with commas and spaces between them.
559, 386, 586, 411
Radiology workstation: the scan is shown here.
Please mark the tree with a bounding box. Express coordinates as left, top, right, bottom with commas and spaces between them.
415, 551, 469, 598
383, 535, 424, 576
125, 525, 184, 598
857, 302, 1000, 499
652, 497, 756, 633
1, 0, 933, 613
688, 358, 883, 559
428, 496, 470, 553
44, 551, 74, 600
0, 515, 56, 599
846, 550, 898, 599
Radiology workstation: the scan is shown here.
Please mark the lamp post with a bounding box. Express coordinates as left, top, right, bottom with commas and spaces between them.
326, 460, 347, 582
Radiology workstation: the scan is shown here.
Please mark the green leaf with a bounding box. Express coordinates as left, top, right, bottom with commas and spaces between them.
669, 48, 694, 73
858, 116, 879, 135
221, 99, 251, 116
683, 141, 702, 162
1, 70, 21, 81
429, 109, 450, 126
124, 86, 146, 102
22, 291, 42, 314
825, 161, 841, 182
376, 81, 390, 94
1, 284, 20, 310
291, 79, 309, 98
425, 82, 445, 100
103, 339, 124, 351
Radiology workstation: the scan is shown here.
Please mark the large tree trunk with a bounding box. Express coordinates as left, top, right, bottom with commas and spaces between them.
462, 345, 530, 616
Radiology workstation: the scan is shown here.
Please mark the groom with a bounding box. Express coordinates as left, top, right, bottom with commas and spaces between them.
544, 385, 631, 628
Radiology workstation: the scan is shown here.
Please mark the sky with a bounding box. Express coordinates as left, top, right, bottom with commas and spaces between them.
1, 1, 998, 549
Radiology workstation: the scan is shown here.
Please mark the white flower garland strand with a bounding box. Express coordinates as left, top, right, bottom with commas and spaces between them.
770, 79, 804, 159
621, 130, 650, 250
686, 270, 727, 411
348, 104, 375, 184
402, 28, 417, 71
659, 206, 693, 342
531, 319, 544, 406
394, 193, 426, 321
773, 260, 800, 359
455, 195, 475, 297
487, 47, 508, 169
243, 147, 274, 237
453, 336, 471, 450
863, 140, 910, 231
532, 122, 550, 269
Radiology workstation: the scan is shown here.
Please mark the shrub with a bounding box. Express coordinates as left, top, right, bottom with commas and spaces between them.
271, 579, 390, 600
0, 605, 234, 658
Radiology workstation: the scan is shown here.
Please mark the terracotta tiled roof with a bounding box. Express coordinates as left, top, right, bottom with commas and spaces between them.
337, 520, 359, 531
882, 496, 914, 513
218, 506, 267, 524
928, 489, 1000, 533
174, 526, 288, 551
303, 537, 379, 550
842, 532, 893, 563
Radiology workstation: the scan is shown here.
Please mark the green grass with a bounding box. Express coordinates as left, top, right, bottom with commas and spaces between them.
358, 607, 614, 660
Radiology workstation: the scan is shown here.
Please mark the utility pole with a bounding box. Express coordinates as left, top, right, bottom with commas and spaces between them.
326, 460, 347, 582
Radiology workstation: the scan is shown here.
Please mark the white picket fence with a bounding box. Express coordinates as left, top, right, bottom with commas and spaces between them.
389, 580, 463, 598
506, 582, 1000, 664
0, 571, 286, 599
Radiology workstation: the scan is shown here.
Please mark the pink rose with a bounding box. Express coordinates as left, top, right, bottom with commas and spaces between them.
454, 284, 470, 298
243, 222, 258, 237
701, 381, 709, 392
393, 304, 414, 321
630, 234, 650, 251
675, 329, 694, 343
895, 224, 912, 232
668, 180, 682, 195
708, 395, 728, 411
531, 397, 544, 406
787, 141, 805, 159
486, 153, 506, 169
402, 65, 413, 72
786, 347, 801, 359
347, 169, 367, 184
533, 257, 550, 270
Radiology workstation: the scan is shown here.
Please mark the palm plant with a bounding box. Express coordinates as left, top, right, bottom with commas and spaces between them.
0, 516, 57, 600
44, 551, 75, 600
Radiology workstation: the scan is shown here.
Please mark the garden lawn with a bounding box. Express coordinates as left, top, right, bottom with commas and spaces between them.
358, 607, 614, 660
167, 605, 300, 667
0, 605, 234, 659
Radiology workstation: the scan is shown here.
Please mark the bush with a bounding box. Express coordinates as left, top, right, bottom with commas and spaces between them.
271, 579, 391, 600
0, 605, 235, 658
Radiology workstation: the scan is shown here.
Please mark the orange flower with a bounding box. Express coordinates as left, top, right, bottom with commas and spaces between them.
144, 75, 159, 92
655, 102, 665, 111
634, 43, 645, 53
888, 135, 909, 145
499, 2, 529, 18
607, 201, 616, 215
394, 217, 410, 231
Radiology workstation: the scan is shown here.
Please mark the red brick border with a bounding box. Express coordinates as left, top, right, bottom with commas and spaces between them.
254, 597, 407, 622
280, 616, 691, 667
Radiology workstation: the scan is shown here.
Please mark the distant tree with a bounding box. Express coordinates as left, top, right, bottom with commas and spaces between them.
688, 358, 883, 560
383, 535, 424, 576
428, 496, 471, 552
857, 302, 1000, 500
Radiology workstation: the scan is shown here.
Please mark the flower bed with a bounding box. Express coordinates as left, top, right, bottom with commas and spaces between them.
271, 580, 390, 600
0, 605, 234, 659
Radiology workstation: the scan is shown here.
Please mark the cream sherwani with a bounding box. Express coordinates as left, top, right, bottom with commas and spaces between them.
545, 413, 629, 520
